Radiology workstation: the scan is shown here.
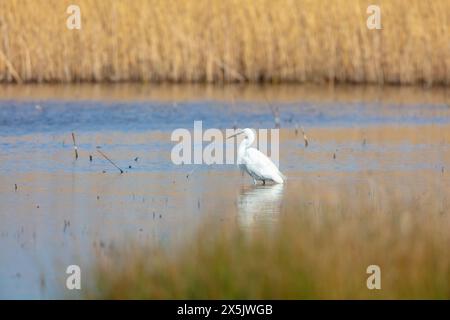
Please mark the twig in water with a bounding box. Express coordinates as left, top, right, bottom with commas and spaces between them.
186, 167, 197, 179
301, 126, 309, 147
96, 149, 124, 174
71, 132, 78, 159
264, 97, 281, 129
275, 114, 280, 128
272, 106, 280, 129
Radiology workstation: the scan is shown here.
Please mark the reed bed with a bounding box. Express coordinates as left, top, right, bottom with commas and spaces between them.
0, 0, 448, 85
87, 171, 450, 299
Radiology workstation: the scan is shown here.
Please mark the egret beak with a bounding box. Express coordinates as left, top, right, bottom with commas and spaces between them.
227, 130, 244, 139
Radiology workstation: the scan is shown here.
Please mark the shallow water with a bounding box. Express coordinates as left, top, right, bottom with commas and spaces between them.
0, 84, 449, 298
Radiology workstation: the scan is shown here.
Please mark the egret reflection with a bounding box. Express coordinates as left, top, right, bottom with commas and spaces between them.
237, 183, 284, 228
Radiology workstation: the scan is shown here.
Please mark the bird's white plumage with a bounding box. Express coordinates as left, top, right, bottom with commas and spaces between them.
240, 148, 284, 183
230, 128, 285, 184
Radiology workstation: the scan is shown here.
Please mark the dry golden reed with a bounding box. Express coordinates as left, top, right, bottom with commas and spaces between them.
0, 0, 448, 85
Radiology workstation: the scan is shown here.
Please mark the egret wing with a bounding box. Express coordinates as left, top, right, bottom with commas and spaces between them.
244, 148, 285, 182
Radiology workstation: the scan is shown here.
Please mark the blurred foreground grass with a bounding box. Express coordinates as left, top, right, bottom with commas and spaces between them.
87, 171, 450, 299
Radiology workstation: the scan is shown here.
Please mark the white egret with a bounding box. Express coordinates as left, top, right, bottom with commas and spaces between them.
227, 128, 285, 184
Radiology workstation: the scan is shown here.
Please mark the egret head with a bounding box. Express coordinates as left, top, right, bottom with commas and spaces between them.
227, 128, 256, 148
227, 128, 255, 144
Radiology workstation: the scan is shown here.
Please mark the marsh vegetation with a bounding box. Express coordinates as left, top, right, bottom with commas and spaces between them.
0, 0, 448, 85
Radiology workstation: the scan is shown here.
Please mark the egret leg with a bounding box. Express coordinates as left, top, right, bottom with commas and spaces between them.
263, 180, 266, 185
253, 178, 257, 185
